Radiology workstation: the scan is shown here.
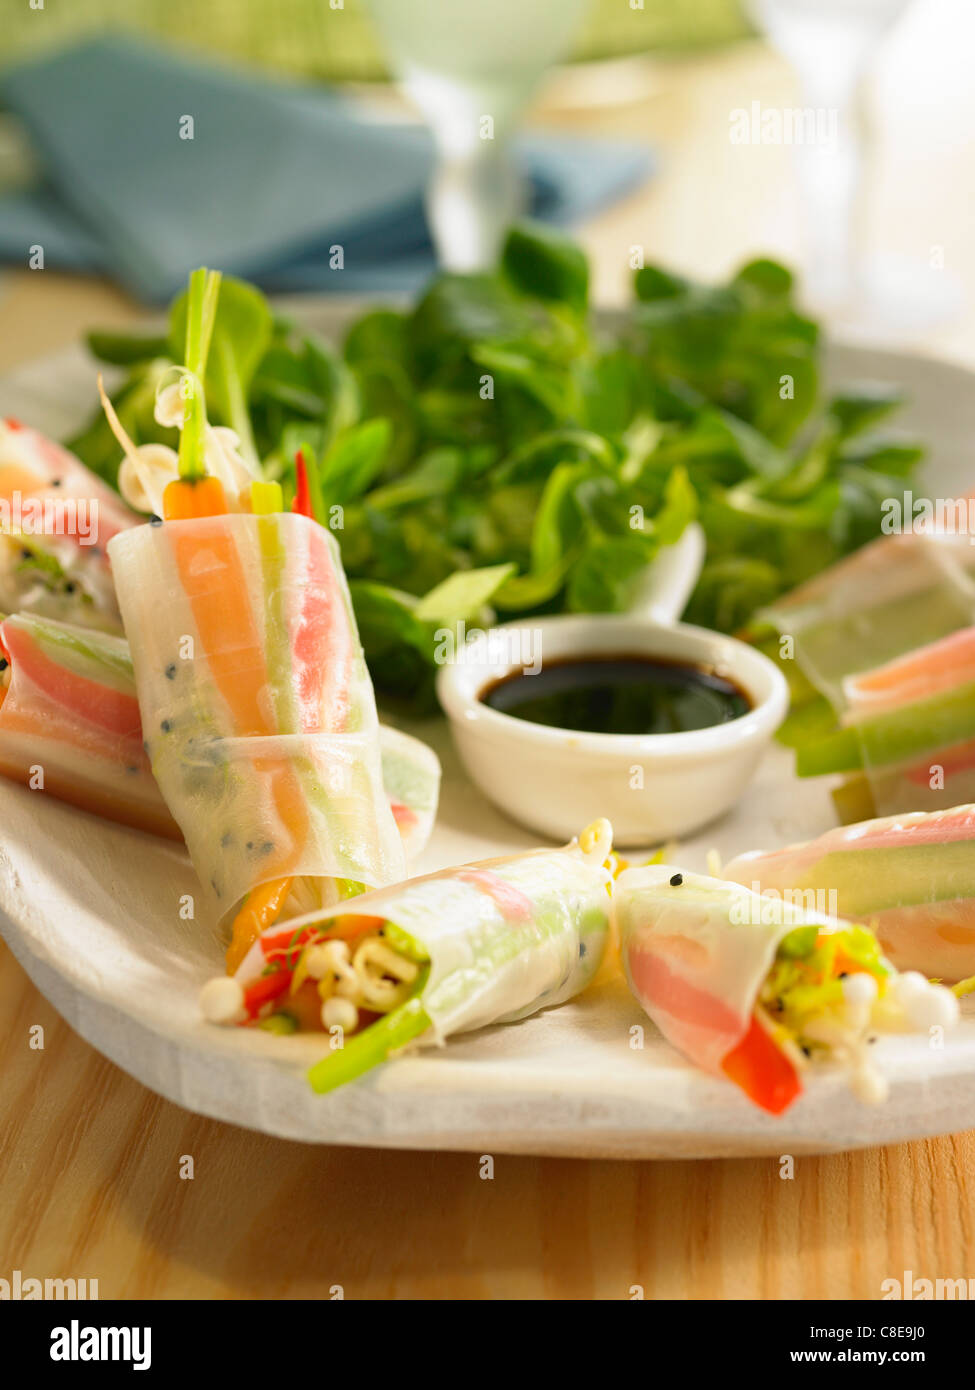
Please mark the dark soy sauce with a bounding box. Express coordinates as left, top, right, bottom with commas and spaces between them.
480, 654, 751, 736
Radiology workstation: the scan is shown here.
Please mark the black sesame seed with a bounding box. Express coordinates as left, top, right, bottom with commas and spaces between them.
149, 514, 163, 527
669, 872, 683, 887
801, 1045, 812, 1058
64, 582, 76, 594
839, 971, 849, 979
0, 659, 7, 672
246, 841, 253, 851
165, 663, 177, 680
51, 478, 62, 488
160, 719, 172, 732
261, 841, 274, 855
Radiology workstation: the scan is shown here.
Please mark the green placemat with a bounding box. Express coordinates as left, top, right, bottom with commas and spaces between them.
2, 0, 750, 83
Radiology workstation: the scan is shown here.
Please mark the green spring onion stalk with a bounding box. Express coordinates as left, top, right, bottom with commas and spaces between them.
308, 981, 431, 1094
176, 267, 222, 481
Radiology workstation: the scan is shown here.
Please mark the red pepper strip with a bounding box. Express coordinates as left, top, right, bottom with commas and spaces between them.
242, 969, 293, 1019
721, 1013, 803, 1115
292, 450, 312, 519
389, 801, 417, 830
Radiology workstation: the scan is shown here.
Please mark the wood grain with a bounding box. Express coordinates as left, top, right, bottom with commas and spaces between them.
2, 940, 973, 1300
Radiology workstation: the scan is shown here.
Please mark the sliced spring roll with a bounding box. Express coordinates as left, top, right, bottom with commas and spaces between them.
724, 805, 975, 981
0, 610, 176, 838
0, 417, 138, 630
199, 820, 615, 1093
763, 519, 975, 699
761, 510, 975, 815
0, 611, 441, 855
107, 511, 407, 925
616, 865, 959, 1115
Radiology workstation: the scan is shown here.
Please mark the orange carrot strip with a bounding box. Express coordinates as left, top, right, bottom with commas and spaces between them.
163, 476, 229, 521
226, 876, 295, 973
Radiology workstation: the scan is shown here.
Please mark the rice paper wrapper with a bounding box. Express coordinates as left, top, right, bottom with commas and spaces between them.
0, 611, 172, 836
0, 419, 137, 630
724, 805, 975, 981
764, 524, 975, 815
378, 724, 441, 862
615, 865, 836, 1076
241, 843, 612, 1043
108, 511, 406, 921
0, 608, 439, 861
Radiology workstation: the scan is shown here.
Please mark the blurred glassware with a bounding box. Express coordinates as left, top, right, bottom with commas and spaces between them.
749, 0, 961, 338
0, 1, 751, 85
363, 0, 591, 270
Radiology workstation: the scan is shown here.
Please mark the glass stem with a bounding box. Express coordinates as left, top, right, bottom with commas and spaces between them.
793, 73, 872, 310
426, 134, 524, 271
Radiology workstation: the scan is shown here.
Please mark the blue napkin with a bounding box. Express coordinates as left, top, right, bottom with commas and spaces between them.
0, 36, 653, 302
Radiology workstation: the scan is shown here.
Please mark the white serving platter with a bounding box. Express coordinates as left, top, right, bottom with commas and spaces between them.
2, 313, 975, 1158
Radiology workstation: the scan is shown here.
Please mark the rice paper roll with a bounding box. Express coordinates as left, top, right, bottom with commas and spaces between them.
200, 821, 614, 1092
0, 418, 137, 631
108, 511, 407, 921
615, 865, 958, 1114
763, 520, 975, 702
0, 609, 441, 856
724, 804, 975, 981
761, 513, 975, 816
0, 611, 176, 838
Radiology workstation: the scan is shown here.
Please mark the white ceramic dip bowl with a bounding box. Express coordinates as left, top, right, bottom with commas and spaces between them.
436, 613, 789, 846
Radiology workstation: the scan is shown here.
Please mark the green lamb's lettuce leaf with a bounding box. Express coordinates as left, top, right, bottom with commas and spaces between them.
501, 221, 589, 316
413, 563, 516, 627
73, 223, 926, 709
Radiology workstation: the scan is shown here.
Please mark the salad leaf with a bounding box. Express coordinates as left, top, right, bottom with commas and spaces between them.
75, 223, 926, 708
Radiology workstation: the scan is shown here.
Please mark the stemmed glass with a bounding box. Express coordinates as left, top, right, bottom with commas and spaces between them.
749, 0, 960, 336
364, 0, 591, 270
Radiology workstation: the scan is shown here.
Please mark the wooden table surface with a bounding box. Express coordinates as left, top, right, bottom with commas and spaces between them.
3, 17, 975, 1300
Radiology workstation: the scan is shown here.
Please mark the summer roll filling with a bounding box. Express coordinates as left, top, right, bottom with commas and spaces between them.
724, 804, 975, 980
616, 866, 959, 1115
0, 612, 440, 858
0, 611, 177, 838
0, 417, 139, 631
199, 820, 615, 1093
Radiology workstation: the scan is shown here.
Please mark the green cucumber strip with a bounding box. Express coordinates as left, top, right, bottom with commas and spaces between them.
856, 679, 975, 767
12, 615, 134, 693
307, 980, 431, 1094
776, 694, 838, 750
796, 678, 975, 777
256, 513, 295, 730
814, 842, 975, 915
795, 725, 862, 776
382, 920, 430, 964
